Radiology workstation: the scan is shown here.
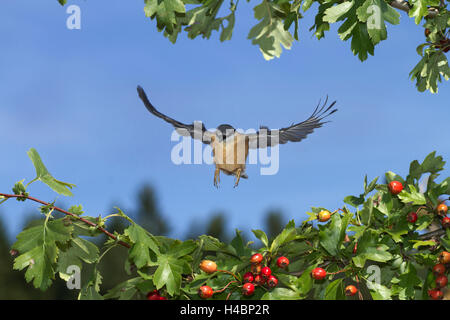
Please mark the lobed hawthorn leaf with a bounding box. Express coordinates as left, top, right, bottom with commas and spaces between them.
27, 148, 76, 196
356, 0, 400, 45
397, 185, 427, 205
248, 1, 294, 60
125, 223, 160, 268
410, 50, 450, 93
144, 0, 186, 35
56, 237, 99, 280
12, 219, 73, 290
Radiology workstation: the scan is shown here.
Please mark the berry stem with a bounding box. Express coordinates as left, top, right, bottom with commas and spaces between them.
217, 269, 240, 282
213, 280, 238, 294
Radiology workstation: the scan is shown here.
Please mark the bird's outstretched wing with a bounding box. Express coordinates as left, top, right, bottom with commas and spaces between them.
137, 85, 213, 144
247, 97, 337, 149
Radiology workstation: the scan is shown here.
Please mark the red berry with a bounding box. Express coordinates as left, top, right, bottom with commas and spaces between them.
198, 285, 214, 299
254, 274, 266, 286
429, 289, 444, 300
261, 266, 271, 278
199, 260, 217, 274
311, 267, 327, 280
9, 249, 18, 257
433, 263, 446, 277
436, 275, 448, 288
353, 242, 358, 254
407, 212, 418, 223
345, 285, 358, 296
439, 251, 450, 264
437, 203, 448, 216
147, 289, 160, 300
442, 217, 450, 228
388, 181, 403, 195
243, 272, 254, 283
267, 275, 278, 288
250, 253, 263, 264
276, 256, 289, 268
158, 296, 168, 300
251, 263, 262, 274
242, 282, 255, 296
425, 28, 431, 37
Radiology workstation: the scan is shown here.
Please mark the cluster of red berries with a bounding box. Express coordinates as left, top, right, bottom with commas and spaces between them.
146, 289, 167, 300
388, 181, 449, 228
196, 254, 289, 299
311, 267, 358, 297
240, 254, 289, 296
428, 251, 450, 300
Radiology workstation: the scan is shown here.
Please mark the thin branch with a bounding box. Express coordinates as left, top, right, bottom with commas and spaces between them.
389, 0, 438, 18
419, 228, 446, 240
0, 193, 131, 248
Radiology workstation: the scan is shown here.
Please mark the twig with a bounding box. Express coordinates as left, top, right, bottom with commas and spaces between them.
389, 0, 438, 18
0, 193, 131, 248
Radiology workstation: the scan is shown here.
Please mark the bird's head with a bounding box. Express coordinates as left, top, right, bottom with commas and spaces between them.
216, 124, 235, 141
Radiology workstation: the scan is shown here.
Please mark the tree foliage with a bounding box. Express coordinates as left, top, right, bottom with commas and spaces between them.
57, 0, 450, 93
1, 148, 450, 299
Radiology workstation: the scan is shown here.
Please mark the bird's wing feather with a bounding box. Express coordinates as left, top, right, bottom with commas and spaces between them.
137, 85, 213, 144
247, 96, 337, 149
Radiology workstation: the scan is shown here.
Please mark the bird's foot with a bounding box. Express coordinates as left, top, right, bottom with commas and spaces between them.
214, 169, 220, 188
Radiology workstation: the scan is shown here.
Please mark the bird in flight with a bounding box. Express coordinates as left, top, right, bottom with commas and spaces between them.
137, 86, 337, 188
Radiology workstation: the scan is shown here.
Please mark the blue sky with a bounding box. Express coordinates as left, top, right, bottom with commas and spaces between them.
0, 0, 449, 242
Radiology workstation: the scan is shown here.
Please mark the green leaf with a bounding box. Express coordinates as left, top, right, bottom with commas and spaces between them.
12, 219, 73, 290
324, 278, 345, 300
220, 13, 235, 42
410, 50, 450, 94
296, 264, 315, 296
57, 237, 99, 280
79, 268, 103, 300
58, 0, 67, 5
398, 185, 426, 205
252, 229, 269, 248
323, 1, 354, 23
13, 246, 54, 291
261, 287, 301, 300
125, 224, 160, 268
344, 195, 364, 207
319, 213, 350, 256
103, 278, 143, 300
167, 240, 197, 258
409, 0, 440, 24
352, 230, 392, 267
68, 205, 84, 216
366, 281, 392, 300
144, 0, 186, 35
270, 220, 297, 253
356, 0, 400, 45
153, 254, 183, 296
27, 148, 76, 196
248, 1, 294, 60
410, 240, 436, 249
